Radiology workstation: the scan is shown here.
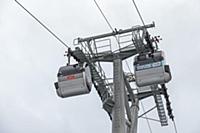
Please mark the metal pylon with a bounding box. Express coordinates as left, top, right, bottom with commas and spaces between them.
112, 58, 139, 133
112, 58, 126, 133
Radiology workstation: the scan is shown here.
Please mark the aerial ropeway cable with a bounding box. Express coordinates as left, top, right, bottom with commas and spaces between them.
93, 0, 134, 74
14, 0, 70, 49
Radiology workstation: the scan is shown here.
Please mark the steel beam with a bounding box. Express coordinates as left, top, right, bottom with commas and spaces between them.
129, 98, 139, 133
91, 45, 137, 62
78, 23, 155, 43
123, 72, 135, 102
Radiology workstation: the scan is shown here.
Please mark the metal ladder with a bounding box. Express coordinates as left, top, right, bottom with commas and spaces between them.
150, 85, 168, 126
154, 92, 168, 126
71, 47, 114, 115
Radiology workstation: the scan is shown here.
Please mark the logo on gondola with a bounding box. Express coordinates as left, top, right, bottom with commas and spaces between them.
66, 75, 76, 80
136, 61, 163, 71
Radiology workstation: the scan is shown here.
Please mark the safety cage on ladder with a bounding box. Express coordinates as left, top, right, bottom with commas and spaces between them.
134, 50, 172, 87
54, 63, 92, 98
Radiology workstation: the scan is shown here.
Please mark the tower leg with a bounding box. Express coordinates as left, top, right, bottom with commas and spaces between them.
112, 58, 126, 133
130, 98, 139, 133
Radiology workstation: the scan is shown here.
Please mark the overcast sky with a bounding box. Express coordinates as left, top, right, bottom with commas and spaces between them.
0, 0, 200, 133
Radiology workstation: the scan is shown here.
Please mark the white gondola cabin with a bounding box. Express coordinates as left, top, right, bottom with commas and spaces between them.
54, 63, 92, 98
134, 51, 171, 87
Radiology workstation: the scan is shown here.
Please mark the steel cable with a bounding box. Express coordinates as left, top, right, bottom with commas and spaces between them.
94, 0, 114, 31
173, 120, 178, 133
93, 0, 133, 73
141, 102, 153, 133
15, 0, 69, 48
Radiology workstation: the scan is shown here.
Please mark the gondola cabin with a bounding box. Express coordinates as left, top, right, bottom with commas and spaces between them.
134, 51, 171, 87
54, 63, 92, 98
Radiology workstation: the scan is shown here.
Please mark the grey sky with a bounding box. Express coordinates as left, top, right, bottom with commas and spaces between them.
0, 0, 200, 133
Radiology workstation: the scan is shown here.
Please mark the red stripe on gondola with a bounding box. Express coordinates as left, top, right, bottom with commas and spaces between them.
66, 75, 76, 80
